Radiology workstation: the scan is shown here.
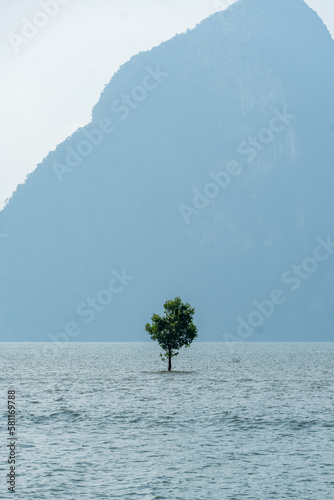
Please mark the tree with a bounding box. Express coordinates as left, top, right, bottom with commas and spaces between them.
145, 297, 198, 371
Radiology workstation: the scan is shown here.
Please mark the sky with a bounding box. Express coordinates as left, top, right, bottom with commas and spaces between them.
0, 0, 333, 210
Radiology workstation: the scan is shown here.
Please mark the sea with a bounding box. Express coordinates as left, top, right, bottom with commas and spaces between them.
0, 342, 333, 499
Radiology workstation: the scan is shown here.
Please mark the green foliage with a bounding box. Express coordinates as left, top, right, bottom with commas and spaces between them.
145, 297, 198, 368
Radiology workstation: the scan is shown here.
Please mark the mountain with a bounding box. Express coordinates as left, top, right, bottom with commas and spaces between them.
1, 0, 334, 343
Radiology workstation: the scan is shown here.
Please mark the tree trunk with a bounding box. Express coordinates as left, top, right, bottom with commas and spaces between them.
168, 350, 172, 371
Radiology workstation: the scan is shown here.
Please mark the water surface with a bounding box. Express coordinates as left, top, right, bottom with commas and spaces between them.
0, 342, 333, 499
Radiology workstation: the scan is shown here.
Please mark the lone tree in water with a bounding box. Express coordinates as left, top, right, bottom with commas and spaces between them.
145, 297, 198, 371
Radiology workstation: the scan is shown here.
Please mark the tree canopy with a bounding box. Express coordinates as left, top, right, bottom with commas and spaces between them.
145, 297, 198, 370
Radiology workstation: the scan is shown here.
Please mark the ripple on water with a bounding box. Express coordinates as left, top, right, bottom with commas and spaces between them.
0, 342, 333, 500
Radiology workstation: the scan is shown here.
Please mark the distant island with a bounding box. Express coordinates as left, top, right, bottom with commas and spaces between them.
0, 0, 333, 342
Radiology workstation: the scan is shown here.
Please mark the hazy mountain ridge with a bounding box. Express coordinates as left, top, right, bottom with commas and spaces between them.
1, 0, 334, 341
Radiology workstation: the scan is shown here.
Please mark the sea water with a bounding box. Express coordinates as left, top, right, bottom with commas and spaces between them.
0, 342, 333, 499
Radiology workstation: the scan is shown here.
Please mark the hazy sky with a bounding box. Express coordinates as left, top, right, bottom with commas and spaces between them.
0, 0, 333, 209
